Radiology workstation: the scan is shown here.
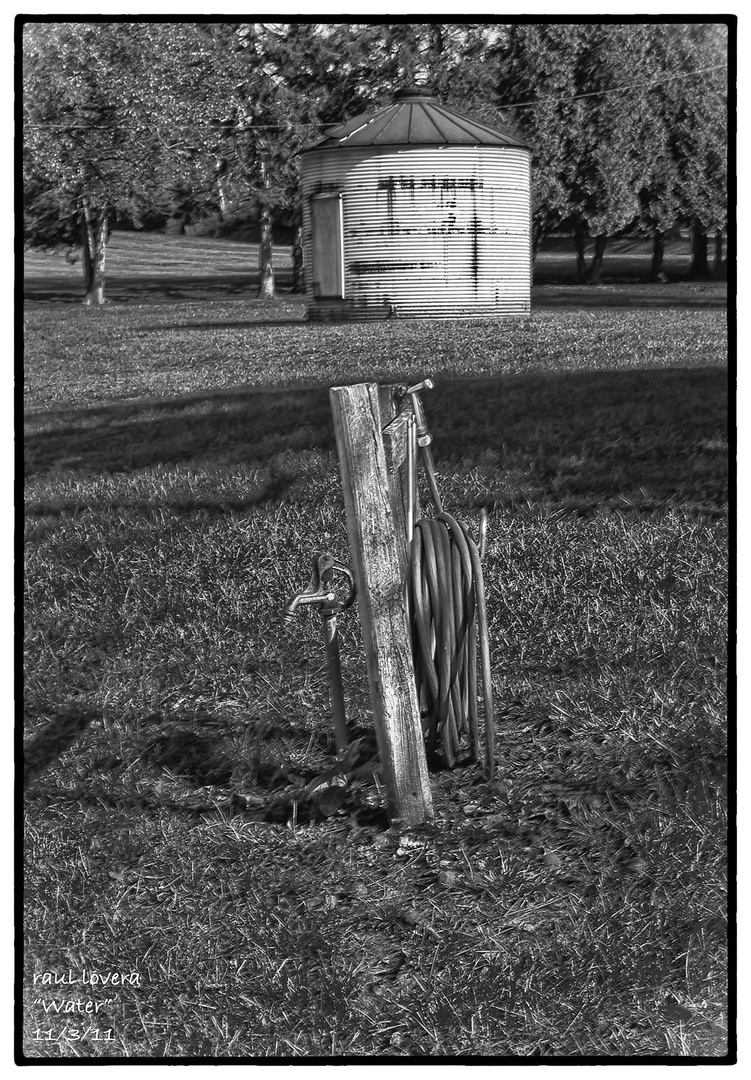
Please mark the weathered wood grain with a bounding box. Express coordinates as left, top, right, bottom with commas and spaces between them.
330, 382, 433, 828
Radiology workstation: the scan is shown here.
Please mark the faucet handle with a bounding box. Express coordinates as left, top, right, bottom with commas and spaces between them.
402, 379, 435, 446
316, 553, 356, 612
282, 552, 356, 625
405, 378, 434, 396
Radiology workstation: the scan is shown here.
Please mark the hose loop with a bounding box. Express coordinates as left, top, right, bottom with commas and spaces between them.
408, 511, 494, 777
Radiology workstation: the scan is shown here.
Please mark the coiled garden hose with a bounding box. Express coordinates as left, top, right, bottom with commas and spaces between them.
408, 511, 495, 777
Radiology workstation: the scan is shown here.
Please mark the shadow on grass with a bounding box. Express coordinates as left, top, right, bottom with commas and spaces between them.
24, 706, 99, 788
24, 367, 728, 513
137, 282, 728, 332
532, 284, 727, 309
24, 274, 726, 314
23, 271, 298, 307
138, 317, 308, 332
24, 480, 295, 520
24, 706, 387, 829
25, 385, 333, 475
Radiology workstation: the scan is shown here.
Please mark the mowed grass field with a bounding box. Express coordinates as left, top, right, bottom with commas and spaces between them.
23, 228, 727, 307
22, 233, 729, 1060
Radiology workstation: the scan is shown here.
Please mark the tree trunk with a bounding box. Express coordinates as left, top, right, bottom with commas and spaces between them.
713, 230, 726, 280
584, 234, 607, 284
574, 223, 587, 283
257, 157, 276, 300
258, 202, 276, 299
531, 221, 545, 263
650, 230, 666, 280
292, 222, 304, 294
690, 222, 710, 278
81, 204, 107, 306
214, 157, 229, 218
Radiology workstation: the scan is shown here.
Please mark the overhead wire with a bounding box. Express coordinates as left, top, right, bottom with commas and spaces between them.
24, 62, 729, 130
496, 62, 728, 112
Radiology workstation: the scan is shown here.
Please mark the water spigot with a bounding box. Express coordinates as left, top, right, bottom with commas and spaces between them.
283, 553, 356, 627
283, 588, 337, 625
281, 552, 356, 755
404, 378, 435, 446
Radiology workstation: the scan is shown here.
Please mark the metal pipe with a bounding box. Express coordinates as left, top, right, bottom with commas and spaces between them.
283, 589, 336, 623
478, 507, 488, 563
418, 442, 444, 514
404, 379, 443, 513
283, 554, 356, 754
405, 378, 434, 446
320, 609, 349, 754
406, 412, 417, 544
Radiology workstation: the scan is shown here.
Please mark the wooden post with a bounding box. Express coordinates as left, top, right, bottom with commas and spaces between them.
330, 383, 433, 829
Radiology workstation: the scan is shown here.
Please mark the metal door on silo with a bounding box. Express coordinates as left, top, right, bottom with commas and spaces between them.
311, 194, 344, 298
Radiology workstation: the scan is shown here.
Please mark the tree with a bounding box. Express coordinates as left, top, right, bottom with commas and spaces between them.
239, 23, 405, 293
26, 20, 726, 299
628, 22, 728, 280
259, 22, 383, 125
561, 24, 652, 283
620, 24, 687, 280
670, 24, 728, 278
495, 24, 582, 255
497, 22, 650, 281
22, 21, 196, 304
495, 22, 729, 283
173, 23, 325, 298
22, 22, 529, 300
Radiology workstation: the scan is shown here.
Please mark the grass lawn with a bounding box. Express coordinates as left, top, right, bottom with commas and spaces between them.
21, 234, 729, 1060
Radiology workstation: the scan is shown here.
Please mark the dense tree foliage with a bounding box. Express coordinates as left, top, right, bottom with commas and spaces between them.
495, 22, 729, 282
620, 22, 729, 279
187, 24, 317, 297
22, 19, 730, 302
22, 22, 202, 303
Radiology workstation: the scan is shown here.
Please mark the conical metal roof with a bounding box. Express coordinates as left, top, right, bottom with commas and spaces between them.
302, 86, 529, 152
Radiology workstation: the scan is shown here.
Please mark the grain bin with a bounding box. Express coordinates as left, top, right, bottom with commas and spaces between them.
299, 86, 531, 321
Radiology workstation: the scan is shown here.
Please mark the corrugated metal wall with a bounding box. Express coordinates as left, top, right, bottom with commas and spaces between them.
301, 146, 531, 319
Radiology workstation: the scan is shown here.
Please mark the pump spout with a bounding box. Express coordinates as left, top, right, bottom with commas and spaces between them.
283, 587, 337, 626
282, 594, 302, 625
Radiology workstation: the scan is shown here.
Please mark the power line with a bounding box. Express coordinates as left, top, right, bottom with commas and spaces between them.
498, 63, 728, 111
23, 62, 728, 130
23, 121, 295, 130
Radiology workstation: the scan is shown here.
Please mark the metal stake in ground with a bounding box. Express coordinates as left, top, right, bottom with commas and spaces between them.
403, 378, 443, 513
283, 553, 355, 754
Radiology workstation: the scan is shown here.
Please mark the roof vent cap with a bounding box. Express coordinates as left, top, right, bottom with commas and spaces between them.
394, 86, 438, 101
